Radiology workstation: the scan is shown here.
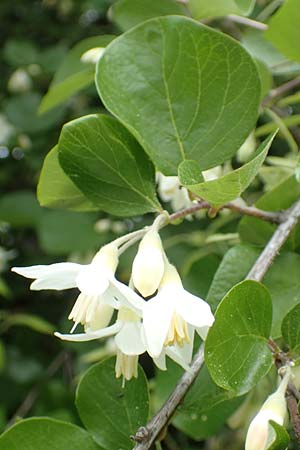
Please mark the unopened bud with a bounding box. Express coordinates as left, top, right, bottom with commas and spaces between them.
132, 230, 165, 297
81, 47, 105, 64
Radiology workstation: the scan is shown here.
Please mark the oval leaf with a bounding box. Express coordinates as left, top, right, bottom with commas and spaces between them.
189, 0, 255, 19
179, 132, 277, 206
58, 114, 161, 216
0, 418, 101, 450
281, 303, 300, 351
76, 358, 149, 450
97, 16, 261, 175
205, 280, 273, 395
38, 146, 96, 211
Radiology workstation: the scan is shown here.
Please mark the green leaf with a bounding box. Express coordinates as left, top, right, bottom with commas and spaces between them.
265, 0, 300, 62
239, 175, 300, 251
282, 303, 300, 351
76, 358, 149, 450
207, 245, 300, 338
0, 341, 5, 372
37, 146, 96, 211
179, 132, 276, 206
0, 191, 43, 228
39, 35, 115, 114
110, 0, 187, 31
4, 93, 65, 134
268, 421, 290, 450
189, 0, 255, 18
0, 418, 101, 450
37, 210, 102, 255
155, 360, 243, 440
3, 40, 38, 67
97, 16, 261, 175
205, 280, 273, 395
5, 313, 55, 335
58, 114, 161, 216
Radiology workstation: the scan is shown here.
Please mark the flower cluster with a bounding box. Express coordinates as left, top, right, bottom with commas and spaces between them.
12, 213, 214, 381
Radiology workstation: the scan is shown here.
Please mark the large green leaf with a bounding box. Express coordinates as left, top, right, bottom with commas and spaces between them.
239, 176, 300, 251
0, 418, 101, 450
265, 0, 300, 62
39, 35, 115, 113
207, 245, 300, 338
76, 358, 149, 450
281, 303, 300, 352
179, 132, 276, 206
58, 114, 161, 216
97, 16, 261, 175
155, 360, 242, 440
110, 0, 187, 31
189, 0, 255, 19
37, 146, 96, 211
205, 280, 273, 395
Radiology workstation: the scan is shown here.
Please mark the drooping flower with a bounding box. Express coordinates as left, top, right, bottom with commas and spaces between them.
156, 172, 193, 212
245, 369, 290, 450
142, 263, 215, 359
55, 304, 146, 381
131, 228, 165, 297
12, 243, 119, 332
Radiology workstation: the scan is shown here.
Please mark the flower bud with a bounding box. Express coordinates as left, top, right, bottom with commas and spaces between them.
132, 230, 165, 297
245, 379, 288, 450
81, 47, 105, 64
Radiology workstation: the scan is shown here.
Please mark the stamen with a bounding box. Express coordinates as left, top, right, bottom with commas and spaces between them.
115, 351, 138, 381
164, 312, 190, 347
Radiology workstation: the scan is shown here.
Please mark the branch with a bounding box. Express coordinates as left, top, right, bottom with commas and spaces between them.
168, 200, 284, 224
132, 345, 204, 449
286, 393, 300, 445
133, 200, 300, 450
246, 200, 300, 281
227, 14, 268, 31
262, 77, 300, 107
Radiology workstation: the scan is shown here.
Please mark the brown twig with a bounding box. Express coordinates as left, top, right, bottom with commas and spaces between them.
133, 200, 300, 450
246, 201, 300, 280
168, 200, 284, 224
262, 78, 300, 107
286, 393, 300, 445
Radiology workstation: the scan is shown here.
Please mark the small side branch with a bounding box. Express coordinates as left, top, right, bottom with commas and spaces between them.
246, 200, 300, 281
132, 345, 204, 450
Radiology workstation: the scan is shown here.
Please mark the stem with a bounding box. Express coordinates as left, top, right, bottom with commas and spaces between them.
286, 393, 300, 445
255, 0, 283, 22
227, 14, 268, 30
132, 345, 205, 449
263, 78, 300, 107
246, 200, 300, 280
264, 108, 298, 154
132, 200, 300, 450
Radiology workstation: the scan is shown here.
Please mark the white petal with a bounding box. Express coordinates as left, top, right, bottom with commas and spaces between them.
115, 321, 146, 355
12, 263, 81, 290
55, 321, 122, 342
153, 351, 167, 371
176, 290, 215, 329
143, 294, 174, 358
87, 302, 114, 330
165, 346, 192, 372
76, 265, 109, 295
109, 278, 145, 313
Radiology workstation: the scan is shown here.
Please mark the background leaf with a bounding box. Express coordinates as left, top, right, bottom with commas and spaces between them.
189, 0, 255, 19
281, 303, 300, 351
268, 421, 290, 450
76, 358, 149, 450
110, 0, 187, 31
205, 280, 273, 395
58, 114, 161, 216
0, 418, 101, 450
97, 16, 261, 175
179, 132, 276, 206
39, 35, 115, 113
37, 146, 96, 211
265, 0, 300, 62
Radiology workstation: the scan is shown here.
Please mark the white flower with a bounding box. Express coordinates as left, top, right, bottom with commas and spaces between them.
245, 369, 289, 450
131, 229, 165, 297
12, 243, 119, 332
156, 172, 193, 212
55, 305, 146, 380
142, 263, 215, 359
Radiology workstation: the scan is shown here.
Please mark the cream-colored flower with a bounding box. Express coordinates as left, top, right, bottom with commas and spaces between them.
142, 263, 215, 358
12, 243, 119, 332
245, 369, 289, 450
